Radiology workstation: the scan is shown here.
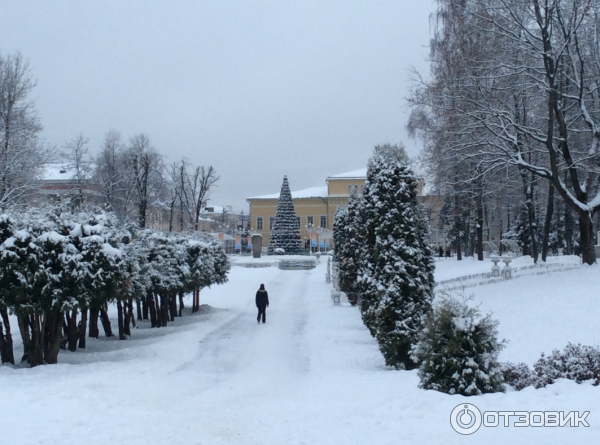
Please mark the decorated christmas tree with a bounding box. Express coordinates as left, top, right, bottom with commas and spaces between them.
268, 176, 302, 255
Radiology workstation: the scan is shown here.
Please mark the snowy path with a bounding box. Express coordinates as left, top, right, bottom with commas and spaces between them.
1, 260, 600, 444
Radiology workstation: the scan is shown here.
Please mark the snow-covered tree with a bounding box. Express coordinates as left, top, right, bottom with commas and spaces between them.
336, 189, 366, 305
411, 295, 505, 396
267, 176, 302, 255
358, 145, 435, 369
332, 205, 347, 263
0, 214, 17, 364
0, 52, 52, 208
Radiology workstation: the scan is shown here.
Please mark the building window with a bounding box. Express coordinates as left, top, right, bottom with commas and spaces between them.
359, 185, 364, 194
307, 216, 314, 226
269, 217, 275, 230
296, 217, 301, 228
320, 215, 327, 228
257, 217, 263, 231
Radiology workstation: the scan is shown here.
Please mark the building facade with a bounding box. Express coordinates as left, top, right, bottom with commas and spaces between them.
247, 169, 428, 249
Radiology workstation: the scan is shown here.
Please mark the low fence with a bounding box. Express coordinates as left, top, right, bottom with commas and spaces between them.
436, 262, 580, 294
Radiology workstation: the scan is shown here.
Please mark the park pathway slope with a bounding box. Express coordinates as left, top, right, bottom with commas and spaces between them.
2, 260, 600, 445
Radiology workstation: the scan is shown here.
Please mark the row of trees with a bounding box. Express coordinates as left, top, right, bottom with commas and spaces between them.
0, 202, 229, 367
334, 144, 436, 369
92, 132, 220, 231
408, 0, 600, 264
334, 145, 508, 395
0, 50, 221, 231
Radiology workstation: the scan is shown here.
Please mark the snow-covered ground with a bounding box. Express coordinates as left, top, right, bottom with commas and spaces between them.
1, 256, 599, 444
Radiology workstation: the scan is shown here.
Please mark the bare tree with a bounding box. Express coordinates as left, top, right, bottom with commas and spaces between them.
0, 52, 51, 209
189, 166, 220, 231
409, 0, 600, 264
63, 134, 92, 208
127, 134, 163, 229
95, 129, 134, 219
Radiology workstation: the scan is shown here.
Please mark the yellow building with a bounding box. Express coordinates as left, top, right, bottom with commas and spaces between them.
247, 169, 426, 249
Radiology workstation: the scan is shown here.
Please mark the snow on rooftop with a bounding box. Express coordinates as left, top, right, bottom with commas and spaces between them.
248, 186, 329, 200
38, 163, 95, 181
328, 168, 367, 179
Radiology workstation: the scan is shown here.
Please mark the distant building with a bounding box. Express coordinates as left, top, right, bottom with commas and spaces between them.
247, 169, 432, 249
31, 162, 103, 207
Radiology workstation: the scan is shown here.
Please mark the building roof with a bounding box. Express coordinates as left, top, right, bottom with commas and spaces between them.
38, 163, 95, 181
327, 168, 367, 179
248, 186, 329, 200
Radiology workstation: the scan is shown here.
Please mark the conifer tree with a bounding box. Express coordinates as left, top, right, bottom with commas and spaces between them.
411, 295, 505, 395
358, 145, 435, 369
336, 189, 366, 305
267, 175, 302, 255
332, 206, 347, 263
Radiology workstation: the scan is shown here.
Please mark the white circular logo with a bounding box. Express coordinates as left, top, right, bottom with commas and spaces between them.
450, 403, 482, 435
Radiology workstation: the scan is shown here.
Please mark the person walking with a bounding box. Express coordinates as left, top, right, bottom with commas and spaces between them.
256, 284, 269, 324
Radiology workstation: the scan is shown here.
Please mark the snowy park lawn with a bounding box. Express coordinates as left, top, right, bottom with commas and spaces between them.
1, 257, 599, 444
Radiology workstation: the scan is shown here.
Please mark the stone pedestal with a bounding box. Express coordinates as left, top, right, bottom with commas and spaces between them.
252, 234, 262, 259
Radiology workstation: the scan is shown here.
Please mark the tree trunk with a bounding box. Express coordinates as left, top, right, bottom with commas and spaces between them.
541, 181, 555, 262
521, 169, 539, 263
18, 313, 44, 367
192, 288, 201, 313
117, 300, 126, 340
455, 239, 462, 261
169, 294, 177, 321
179, 291, 185, 317
123, 301, 131, 337
100, 307, 113, 337
579, 212, 596, 265
142, 295, 149, 320
129, 299, 136, 328
160, 294, 169, 327
476, 195, 484, 261
565, 206, 574, 255
148, 292, 158, 328
0, 306, 15, 364
135, 297, 142, 322
45, 308, 63, 364
89, 307, 100, 338
67, 308, 78, 352
78, 309, 87, 349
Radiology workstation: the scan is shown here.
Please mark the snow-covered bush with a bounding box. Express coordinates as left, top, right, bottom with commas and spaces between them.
503, 343, 600, 390
274, 247, 285, 255
411, 296, 506, 395
500, 362, 543, 390
535, 343, 600, 385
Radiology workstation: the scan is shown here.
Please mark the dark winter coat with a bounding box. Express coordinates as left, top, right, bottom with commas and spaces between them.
256, 290, 269, 307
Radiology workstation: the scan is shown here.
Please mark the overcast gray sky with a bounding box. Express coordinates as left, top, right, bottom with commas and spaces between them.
1, 0, 434, 211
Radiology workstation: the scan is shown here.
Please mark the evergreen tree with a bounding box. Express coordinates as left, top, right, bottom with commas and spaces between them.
337, 189, 366, 305
267, 176, 302, 255
411, 295, 506, 396
332, 206, 347, 263
358, 145, 435, 369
